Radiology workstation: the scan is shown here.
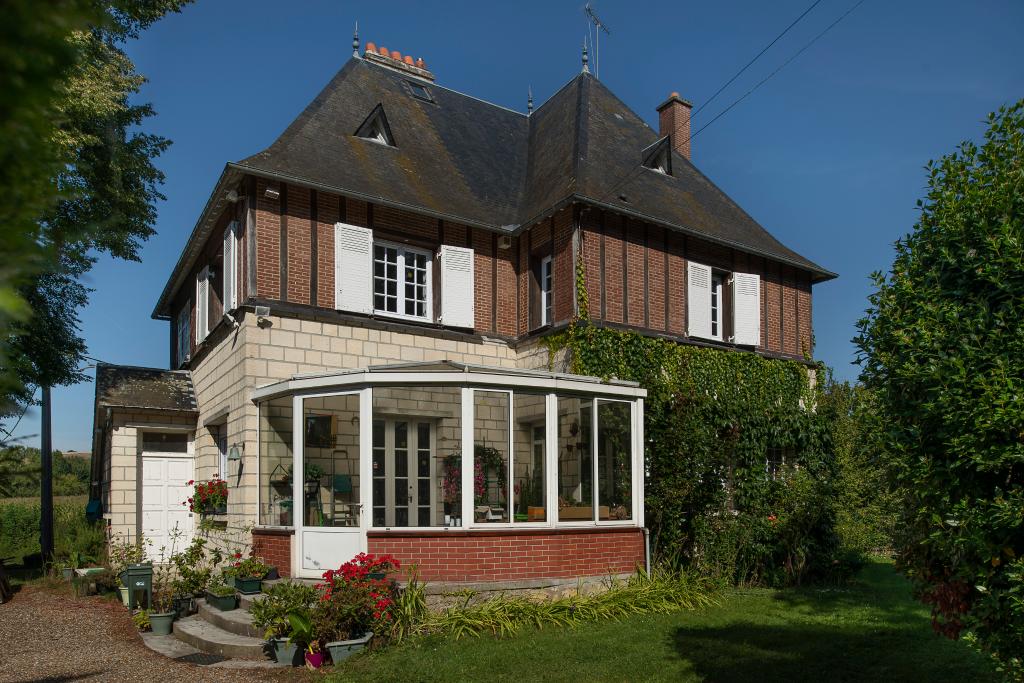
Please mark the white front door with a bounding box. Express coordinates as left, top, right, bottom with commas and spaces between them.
141, 455, 194, 560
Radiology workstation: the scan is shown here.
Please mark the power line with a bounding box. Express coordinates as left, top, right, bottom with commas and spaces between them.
694, 0, 824, 115
599, 0, 865, 204
689, 0, 867, 144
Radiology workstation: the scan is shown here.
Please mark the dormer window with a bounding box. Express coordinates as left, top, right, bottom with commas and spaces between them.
641, 136, 673, 176
355, 104, 395, 147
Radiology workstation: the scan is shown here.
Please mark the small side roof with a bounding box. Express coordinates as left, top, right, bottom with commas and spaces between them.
95, 363, 198, 413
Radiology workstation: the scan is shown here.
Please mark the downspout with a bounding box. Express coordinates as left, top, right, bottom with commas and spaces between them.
643, 527, 651, 576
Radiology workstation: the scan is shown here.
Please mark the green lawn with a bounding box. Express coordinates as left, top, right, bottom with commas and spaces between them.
328, 559, 995, 682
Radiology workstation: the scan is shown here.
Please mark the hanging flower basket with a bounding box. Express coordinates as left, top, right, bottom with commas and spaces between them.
183, 475, 228, 515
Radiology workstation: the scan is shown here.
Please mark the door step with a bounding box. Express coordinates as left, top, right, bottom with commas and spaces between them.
172, 615, 272, 661
197, 600, 262, 638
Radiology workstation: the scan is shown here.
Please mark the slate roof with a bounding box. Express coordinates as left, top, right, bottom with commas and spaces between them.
94, 363, 198, 413
155, 56, 833, 317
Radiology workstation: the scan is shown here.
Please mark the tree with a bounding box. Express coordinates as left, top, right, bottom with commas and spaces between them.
0, 0, 96, 414
855, 101, 1024, 676
0, 0, 190, 418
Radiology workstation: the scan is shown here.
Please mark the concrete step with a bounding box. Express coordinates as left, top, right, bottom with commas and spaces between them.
173, 615, 272, 661
198, 600, 262, 638
141, 632, 286, 669
238, 591, 265, 611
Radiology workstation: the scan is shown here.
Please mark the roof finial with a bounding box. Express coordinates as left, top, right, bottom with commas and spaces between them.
581, 39, 589, 73
352, 21, 360, 58
527, 86, 533, 114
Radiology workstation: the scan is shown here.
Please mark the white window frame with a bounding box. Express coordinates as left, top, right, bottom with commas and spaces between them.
195, 266, 210, 344
540, 255, 553, 326
175, 304, 190, 367
372, 240, 433, 322
217, 428, 229, 482
709, 272, 724, 342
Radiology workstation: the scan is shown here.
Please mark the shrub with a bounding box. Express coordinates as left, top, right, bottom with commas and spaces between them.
415, 567, 715, 640
855, 99, 1024, 674
250, 581, 318, 640
310, 553, 401, 645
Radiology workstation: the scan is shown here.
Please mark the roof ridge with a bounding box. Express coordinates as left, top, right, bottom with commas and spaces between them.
360, 57, 528, 118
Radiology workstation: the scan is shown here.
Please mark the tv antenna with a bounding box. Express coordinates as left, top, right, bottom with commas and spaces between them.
584, 3, 611, 77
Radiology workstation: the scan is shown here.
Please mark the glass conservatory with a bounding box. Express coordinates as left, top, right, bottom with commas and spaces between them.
254, 361, 646, 581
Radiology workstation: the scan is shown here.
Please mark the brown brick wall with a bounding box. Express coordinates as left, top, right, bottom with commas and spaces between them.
255, 178, 281, 300
552, 209, 574, 324
473, 228, 495, 333
252, 529, 292, 578
285, 184, 311, 305
625, 219, 646, 328
603, 214, 625, 324
368, 528, 644, 582
496, 236, 517, 336
316, 192, 339, 307
580, 207, 813, 358
580, 209, 602, 318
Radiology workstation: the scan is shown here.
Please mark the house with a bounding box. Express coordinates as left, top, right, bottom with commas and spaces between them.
91, 39, 834, 583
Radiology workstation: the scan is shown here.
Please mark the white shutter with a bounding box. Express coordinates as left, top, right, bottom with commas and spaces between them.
334, 223, 373, 314
732, 272, 761, 346
222, 221, 238, 312
687, 261, 712, 340
195, 266, 210, 343
439, 245, 475, 328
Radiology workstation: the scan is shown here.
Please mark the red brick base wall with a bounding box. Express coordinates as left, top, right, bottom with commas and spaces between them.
368, 527, 645, 582
252, 528, 293, 577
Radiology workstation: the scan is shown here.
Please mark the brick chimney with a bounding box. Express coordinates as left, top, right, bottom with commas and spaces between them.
656, 92, 693, 160
363, 42, 435, 81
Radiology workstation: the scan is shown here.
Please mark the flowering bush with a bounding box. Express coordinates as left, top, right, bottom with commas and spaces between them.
312, 553, 401, 644
183, 475, 228, 513
441, 446, 505, 506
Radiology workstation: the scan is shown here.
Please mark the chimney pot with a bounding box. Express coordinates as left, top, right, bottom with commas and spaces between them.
416, 58, 425, 68
656, 92, 693, 160
378, 45, 389, 56
391, 50, 402, 61
403, 55, 414, 65
366, 42, 377, 54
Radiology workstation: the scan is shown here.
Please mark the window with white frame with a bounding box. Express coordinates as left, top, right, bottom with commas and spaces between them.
710, 272, 724, 341
175, 304, 190, 367
373, 242, 431, 320
687, 261, 760, 346
541, 255, 553, 326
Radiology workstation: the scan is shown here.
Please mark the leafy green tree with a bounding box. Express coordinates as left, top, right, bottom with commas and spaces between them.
0, 0, 190, 416
855, 101, 1024, 676
0, 0, 95, 413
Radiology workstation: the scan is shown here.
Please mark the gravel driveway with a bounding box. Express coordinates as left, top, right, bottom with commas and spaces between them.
0, 585, 297, 682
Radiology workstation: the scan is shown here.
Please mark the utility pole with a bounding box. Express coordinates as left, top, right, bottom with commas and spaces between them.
40, 385, 53, 565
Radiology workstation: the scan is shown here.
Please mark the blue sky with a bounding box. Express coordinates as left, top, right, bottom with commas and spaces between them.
8, 0, 1024, 450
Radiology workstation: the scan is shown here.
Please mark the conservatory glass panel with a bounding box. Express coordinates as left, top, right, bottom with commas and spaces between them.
473, 390, 510, 524
301, 394, 361, 527
512, 392, 546, 522
258, 396, 293, 526
596, 400, 632, 520
372, 386, 461, 528
556, 396, 594, 522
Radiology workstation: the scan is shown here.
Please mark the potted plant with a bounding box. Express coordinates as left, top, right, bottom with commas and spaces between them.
205, 578, 238, 612
184, 475, 228, 515
287, 611, 323, 669
108, 534, 147, 608
149, 570, 176, 636
232, 556, 269, 595
313, 554, 399, 663
250, 581, 318, 666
